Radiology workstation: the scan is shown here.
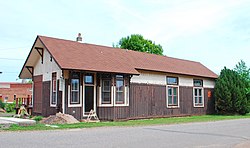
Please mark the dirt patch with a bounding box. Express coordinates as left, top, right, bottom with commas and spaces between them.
234, 140, 250, 148
40, 113, 79, 124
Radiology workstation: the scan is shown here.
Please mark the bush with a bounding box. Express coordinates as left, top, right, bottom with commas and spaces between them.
4, 103, 16, 113
0, 100, 6, 109
32, 116, 43, 122
215, 67, 249, 115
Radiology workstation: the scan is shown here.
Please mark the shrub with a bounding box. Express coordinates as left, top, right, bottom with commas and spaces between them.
4, 103, 16, 113
33, 116, 43, 122
215, 67, 249, 115
0, 100, 6, 109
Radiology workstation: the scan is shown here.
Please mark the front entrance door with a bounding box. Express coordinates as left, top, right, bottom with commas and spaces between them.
83, 73, 96, 116
84, 86, 94, 113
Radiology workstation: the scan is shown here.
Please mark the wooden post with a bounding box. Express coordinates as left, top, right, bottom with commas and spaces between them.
27, 95, 30, 107
14, 95, 18, 114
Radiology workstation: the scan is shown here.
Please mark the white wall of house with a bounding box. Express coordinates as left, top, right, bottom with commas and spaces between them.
131, 71, 166, 85
131, 70, 215, 88
33, 47, 62, 82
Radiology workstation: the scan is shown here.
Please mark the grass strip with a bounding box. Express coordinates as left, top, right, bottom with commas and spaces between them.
4, 114, 250, 131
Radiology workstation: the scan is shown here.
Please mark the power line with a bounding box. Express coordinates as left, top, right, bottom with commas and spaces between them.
0, 58, 24, 61
0, 46, 30, 51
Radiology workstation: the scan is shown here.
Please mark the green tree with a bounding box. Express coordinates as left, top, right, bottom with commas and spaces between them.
234, 60, 250, 82
115, 34, 164, 55
234, 60, 250, 109
215, 67, 249, 115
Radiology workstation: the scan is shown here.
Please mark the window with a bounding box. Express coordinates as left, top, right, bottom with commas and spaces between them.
167, 86, 178, 106
167, 77, 178, 85
102, 79, 111, 104
71, 72, 80, 104
193, 79, 204, 107
51, 73, 57, 106
85, 74, 94, 84
193, 88, 204, 107
71, 79, 80, 103
116, 75, 124, 104
194, 79, 203, 87
4, 97, 8, 103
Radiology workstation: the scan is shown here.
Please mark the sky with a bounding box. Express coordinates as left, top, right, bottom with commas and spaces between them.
0, 0, 249, 82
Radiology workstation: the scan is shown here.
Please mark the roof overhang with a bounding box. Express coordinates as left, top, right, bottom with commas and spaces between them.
19, 36, 46, 79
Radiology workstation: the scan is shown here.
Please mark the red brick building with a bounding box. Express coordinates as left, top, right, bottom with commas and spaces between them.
0, 82, 32, 103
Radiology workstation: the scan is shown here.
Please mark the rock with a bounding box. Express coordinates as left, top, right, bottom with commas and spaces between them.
40, 113, 79, 124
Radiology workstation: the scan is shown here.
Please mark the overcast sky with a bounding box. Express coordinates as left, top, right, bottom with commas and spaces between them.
0, 0, 249, 82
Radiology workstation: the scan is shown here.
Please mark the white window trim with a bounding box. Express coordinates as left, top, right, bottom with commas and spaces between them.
50, 74, 57, 107
98, 78, 113, 107
193, 87, 204, 107
31, 82, 34, 107
114, 85, 129, 107
114, 76, 129, 106
82, 73, 97, 116
61, 78, 65, 114
68, 84, 82, 107
166, 85, 180, 108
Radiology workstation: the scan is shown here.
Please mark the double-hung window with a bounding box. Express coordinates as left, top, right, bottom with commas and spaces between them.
193, 79, 204, 107
51, 72, 57, 106
167, 77, 179, 107
116, 75, 124, 104
167, 87, 178, 106
102, 78, 111, 104
71, 72, 80, 104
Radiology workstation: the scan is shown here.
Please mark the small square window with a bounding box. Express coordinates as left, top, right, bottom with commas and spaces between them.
85, 74, 94, 84
194, 79, 203, 87
167, 77, 178, 85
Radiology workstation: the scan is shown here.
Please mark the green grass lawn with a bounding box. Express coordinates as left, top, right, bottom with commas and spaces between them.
3, 114, 250, 131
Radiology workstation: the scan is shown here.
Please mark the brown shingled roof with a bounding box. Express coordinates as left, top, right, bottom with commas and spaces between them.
38, 35, 217, 78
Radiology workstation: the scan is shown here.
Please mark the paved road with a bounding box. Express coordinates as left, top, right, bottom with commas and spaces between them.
1, 119, 250, 148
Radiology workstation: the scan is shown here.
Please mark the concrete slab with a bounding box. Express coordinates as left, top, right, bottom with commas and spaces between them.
0, 112, 15, 117
0, 119, 17, 129
0, 117, 36, 126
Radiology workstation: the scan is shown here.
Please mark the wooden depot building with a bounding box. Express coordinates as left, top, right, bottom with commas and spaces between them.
19, 34, 217, 121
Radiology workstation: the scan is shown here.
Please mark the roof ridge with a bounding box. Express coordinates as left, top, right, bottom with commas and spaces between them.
38, 35, 127, 51
38, 35, 81, 44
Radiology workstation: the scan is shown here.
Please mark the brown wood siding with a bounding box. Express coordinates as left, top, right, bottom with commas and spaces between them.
42, 81, 57, 116
204, 88, 215, 114
114, 106, 129, 120
129, 83, 215, 119
97, 107, 114, 121
64, 79, 82, 120
33, 75, 43, 114
129, 83, 166, 118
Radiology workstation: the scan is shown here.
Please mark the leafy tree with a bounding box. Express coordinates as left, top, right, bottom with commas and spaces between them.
215, 67, 249, 115
115, 34, 164, 55
234, 60, 250, 81
234, 60, 250, 109
234, 60, 250, 92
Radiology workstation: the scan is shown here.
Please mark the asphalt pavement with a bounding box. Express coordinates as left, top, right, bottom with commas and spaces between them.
1, 119, 250, 148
